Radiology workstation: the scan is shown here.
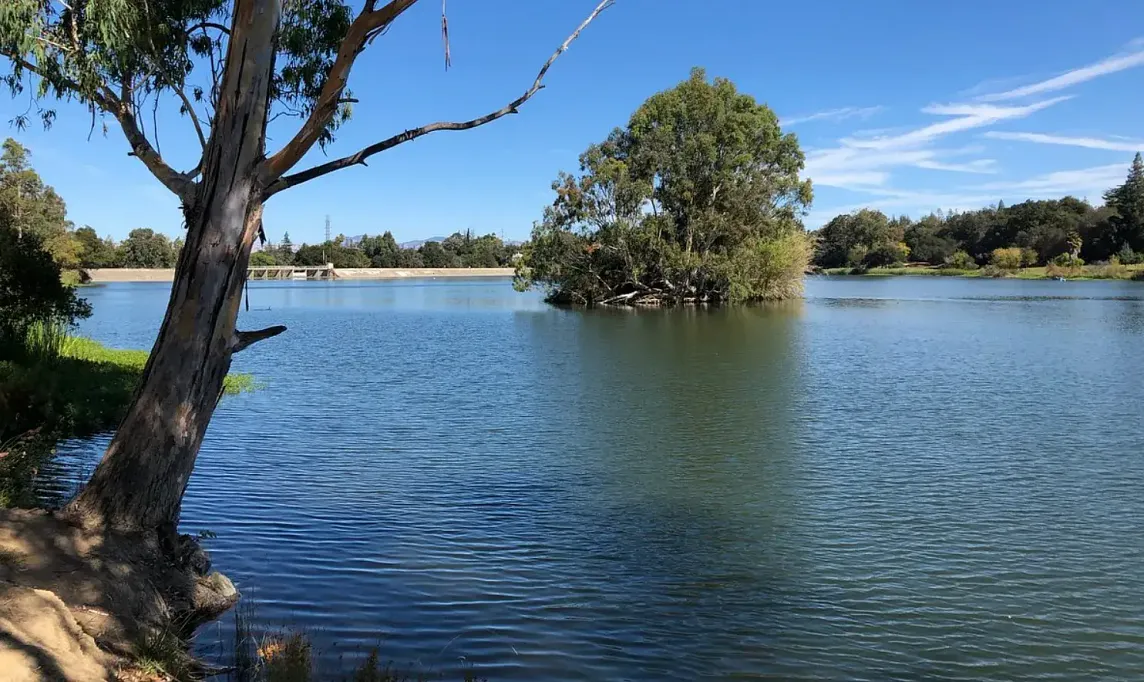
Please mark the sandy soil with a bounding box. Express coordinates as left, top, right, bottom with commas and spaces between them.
85, 267, 514, 282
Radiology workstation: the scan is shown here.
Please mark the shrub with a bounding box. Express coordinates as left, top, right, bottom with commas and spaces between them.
864, 241, 910, 268
1050, 252, 1084, 268
990, 247, 1024, 271
1046, 253, 1085, 278
721, 232, 811, 302
249, 251, 278, 266
944, 250, 977, 270
1116, 245, 1144, 265
1094, 256, 1128, 279
0, 225, 91, 357
1020, 248, 1040, 267
846, 244, 869, 268
980, 265, 1009, 278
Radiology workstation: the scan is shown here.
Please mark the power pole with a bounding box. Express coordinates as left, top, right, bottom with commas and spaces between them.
323, 215, 331, 264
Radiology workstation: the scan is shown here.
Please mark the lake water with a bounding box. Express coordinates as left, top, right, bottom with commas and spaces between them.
50, 276, 1144, 680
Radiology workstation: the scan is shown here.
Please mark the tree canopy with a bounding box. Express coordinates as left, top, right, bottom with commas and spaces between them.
812, 155, 1144, 271
516, 68, 813, 306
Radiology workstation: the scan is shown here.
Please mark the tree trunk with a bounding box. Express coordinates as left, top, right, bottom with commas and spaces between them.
67, 0, 281, 533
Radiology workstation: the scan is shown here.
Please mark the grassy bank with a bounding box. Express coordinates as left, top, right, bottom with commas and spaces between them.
0, 335, 254, 507
820, 263, 1144, 280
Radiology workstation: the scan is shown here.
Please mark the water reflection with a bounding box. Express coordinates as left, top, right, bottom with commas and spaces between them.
40, 277, 1144, 680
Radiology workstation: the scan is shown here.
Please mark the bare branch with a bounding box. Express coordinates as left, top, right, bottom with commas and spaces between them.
173, 84, 208, 149
189, 21, 232, 36
264, 0, 422, 180
232, 325, 288, 353
266, 0, 614, 197
105, 78, 196, 201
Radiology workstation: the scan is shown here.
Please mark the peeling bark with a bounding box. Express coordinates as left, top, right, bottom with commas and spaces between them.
67, 0, 283, 532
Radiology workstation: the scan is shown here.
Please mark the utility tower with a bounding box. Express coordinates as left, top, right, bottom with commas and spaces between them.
323, 215, 332, 264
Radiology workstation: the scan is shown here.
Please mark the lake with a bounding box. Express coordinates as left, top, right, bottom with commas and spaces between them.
48, 276, 1144, 680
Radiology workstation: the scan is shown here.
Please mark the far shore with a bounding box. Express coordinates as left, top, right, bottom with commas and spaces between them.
85, 267, 515, 282
817, 263, 1144, 281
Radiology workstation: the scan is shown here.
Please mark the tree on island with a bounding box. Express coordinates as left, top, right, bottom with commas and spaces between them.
0, 0, 615, 534
515, 68, 814, 305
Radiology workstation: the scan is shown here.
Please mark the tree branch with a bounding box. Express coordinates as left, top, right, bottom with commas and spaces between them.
173, 83, 208, 149
231, 325, 288, 353
264, 0, 422, 180
266, 0, 614, 196
188, 21, 232, 36
4, 52, 196, 200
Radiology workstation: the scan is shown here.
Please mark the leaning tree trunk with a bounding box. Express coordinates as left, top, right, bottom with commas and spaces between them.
67, 1, 282, 533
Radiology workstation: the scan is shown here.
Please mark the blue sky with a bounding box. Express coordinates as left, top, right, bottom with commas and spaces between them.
2, 0, 1143, 244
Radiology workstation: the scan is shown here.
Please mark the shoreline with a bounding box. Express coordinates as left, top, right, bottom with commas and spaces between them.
85, 267, 515, 282
817, 265, 1144, 281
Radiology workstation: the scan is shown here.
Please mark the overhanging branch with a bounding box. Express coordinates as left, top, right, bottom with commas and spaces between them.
265, 0, 615, 196
264, 0, 422, 180
4, 52, 197, 201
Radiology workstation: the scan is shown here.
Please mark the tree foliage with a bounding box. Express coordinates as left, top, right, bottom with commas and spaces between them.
517, 68, 812, 305
1105, 153, 1144, 253
0, 138, 78, 268
813, 156, 1144, 270
0, 223, 91, 355
117, 228, 180, 268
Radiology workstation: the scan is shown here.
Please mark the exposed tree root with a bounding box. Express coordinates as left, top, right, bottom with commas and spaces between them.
0, 508, 237, 680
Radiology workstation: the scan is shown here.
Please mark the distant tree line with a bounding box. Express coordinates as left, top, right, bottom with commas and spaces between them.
813, 153, 1144, 271
251, 230, 520, 269
1, 138, 183, 271
2, 137, 518, 275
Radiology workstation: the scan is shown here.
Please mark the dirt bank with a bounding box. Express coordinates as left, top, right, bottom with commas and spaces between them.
0, 508, 237, 680
85, 267, 514, 282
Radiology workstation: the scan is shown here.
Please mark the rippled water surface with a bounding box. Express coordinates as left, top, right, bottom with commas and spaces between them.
54, 276, 1144, 680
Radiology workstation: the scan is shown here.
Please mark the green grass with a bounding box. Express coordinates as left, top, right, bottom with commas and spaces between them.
1, 333, 255, 508
820, 263, 1144, 280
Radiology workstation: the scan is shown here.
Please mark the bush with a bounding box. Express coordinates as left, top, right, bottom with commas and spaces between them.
1094, 257, 1128, 279
990, 247, 1024, 271
721, 232, 812, 302
0, 225, 91, 357
863, 241, 910, 268
249, 251, 278, 266
1117, 245, 1144, 265
846, 244, 869, 268
1050, 252, 1084, 268
980, 264, 1009, 278
1020, 248, 1040, 267
943, 250, 977, 270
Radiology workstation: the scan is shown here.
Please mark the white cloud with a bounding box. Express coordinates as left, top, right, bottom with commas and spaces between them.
984, 131, 1144, 152
841, 98, 1070, 150
914, 159, 998, 174
977, 44, 1144, 101
781, 106, 883, 127
971, 163, 1126, 196
810, 171, 890, 188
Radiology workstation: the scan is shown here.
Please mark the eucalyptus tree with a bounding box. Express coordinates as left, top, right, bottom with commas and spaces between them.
517, 68, 813, 305
1, 0, 613, 532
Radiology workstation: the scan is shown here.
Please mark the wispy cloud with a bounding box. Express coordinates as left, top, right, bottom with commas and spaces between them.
782, 106, 883, 127
915, 159, 998, 174
977, 43, 1144, 101
810, 171, 890, 188
983, 131, 1144, 153
971, 163, 1126, 196
841, 98, 1070, 150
